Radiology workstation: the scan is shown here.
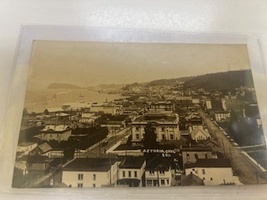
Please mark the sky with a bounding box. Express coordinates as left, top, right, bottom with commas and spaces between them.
27, 41, 251, 89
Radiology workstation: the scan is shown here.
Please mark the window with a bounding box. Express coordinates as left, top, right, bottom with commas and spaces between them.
128, 171, 131, 178
210, 177, 213, 181
149, 170, 155, 175
147, 180, 152, 186
161, 179, 165, 185
166, 179, 169, 185
136, 134, 140, 140
170, 134, 174, 140
159, 170, 165, 175
93, 174, 96, 181
162, 134, 165, 140
77, 183, 83, 188
93, 184, 96, 187
195, 154, 198, 159
203, 177, 205, 180
205, 154, 208, 159
153, 180, 158, 186
78, 174, 83, 180
202, 169, 206, 175
122, 171, 125, 177
134, 171, 137, 178
162, 127, 165, 132
136, 127, 139, 131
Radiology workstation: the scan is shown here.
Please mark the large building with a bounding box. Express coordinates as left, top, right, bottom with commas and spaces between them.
184, 159, 241, 185
62, 158, 119, 188
131, 113, 180, 143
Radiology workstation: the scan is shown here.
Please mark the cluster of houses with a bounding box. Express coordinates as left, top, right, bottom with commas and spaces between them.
15, 84, 258, 188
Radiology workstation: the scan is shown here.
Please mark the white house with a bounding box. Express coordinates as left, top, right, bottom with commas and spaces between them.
62, 158, 119, 188
145, 157, 173, 187
190, 127, 211, 142
185, 159, 241, 185
117, 156, 146, 187
131, 113, 180, 143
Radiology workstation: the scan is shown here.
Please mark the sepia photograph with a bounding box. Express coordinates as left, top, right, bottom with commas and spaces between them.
12, 40, 267, 188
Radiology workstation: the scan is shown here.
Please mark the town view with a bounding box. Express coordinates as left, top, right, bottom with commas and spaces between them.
12, 69, 267, 188
12, 41, 267, 188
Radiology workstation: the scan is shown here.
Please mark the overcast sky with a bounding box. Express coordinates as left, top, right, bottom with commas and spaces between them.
27, 41, 251, 89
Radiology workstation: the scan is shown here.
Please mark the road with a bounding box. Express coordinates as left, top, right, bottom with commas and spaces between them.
80, 127, 131, 157
199, 109, 267, 184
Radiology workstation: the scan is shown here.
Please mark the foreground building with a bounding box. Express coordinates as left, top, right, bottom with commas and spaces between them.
62, 158, 119, 188
117, 156, 146, 187
145, 157, 173, 187
184, 159, 241, 185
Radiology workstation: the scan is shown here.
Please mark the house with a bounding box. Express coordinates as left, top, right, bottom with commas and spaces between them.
40, 125, 72, 141
181, 146, 217, 166
27, 155, 52, 172
145, 156, 173, 187
131, 113, 180, 143
117, 156, 146, 187
190, 127, 211, 142
29, 142, 52, 157
62, 157, 119, 188
17, 142, 37, 154
184, 159, 241, 185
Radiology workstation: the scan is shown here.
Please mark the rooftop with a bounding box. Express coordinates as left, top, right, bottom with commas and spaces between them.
119, 156, 146, 169
133, 113, 178, 123
63, 158, 117, 172
145, 156, 171, 171
41, 125, 71, 132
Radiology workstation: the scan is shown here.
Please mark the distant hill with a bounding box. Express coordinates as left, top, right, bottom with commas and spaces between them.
147, 76, 194, 86
122, 69, 254, 91
47, 83, 81, 89
183, 70, 254, 90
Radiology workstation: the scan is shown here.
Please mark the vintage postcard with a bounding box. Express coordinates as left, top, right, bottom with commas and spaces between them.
12, 41, 267, 188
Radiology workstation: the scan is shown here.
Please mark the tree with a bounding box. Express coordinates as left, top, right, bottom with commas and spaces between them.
63, 147, 75, 160
142, 122, 158, 148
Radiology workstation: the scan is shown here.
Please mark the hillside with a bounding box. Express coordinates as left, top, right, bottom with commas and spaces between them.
183, 70, 254, 90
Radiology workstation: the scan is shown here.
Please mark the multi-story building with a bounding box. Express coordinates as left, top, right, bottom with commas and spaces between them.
184, 159, 241, 185
62, 158, 119, 188
131, 113, 180, 143
145, 157, 173, 187
117, 156, 146, 187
